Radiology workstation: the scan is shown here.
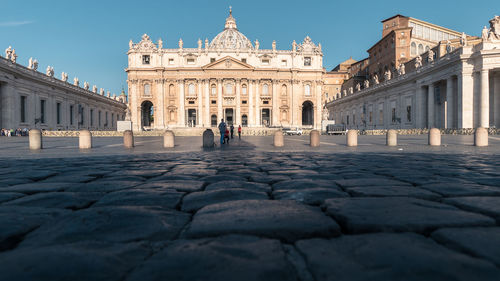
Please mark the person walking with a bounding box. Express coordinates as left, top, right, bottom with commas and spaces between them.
230, 124, 234, 139
238, 125, 242, 139
218, 119, 226, 145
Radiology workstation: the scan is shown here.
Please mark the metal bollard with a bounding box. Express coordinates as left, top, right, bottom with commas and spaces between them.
346, 130, 358, 147
310, 130, 320, 147
474, 127, 488, 147
386, 129, 397, 146
29, 129, 42, 150
163, 130, 175, 148
274, 131, 284, 147
123, 130, 134, 148
79, 130, 92, 149
428, 128, 441, 146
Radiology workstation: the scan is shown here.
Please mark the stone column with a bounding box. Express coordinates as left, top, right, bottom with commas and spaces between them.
494, 73, 500, 128
291, 80, 299, 127
236, 79, 241, 126
446, 77, 454, 129
480, 69, 489, 128
197, 79, 202, 127
427, 84, 434, 128
458, 73, 474, 128
316, 82, 322, 129
179, 80, 185, 127
217, 79, 223, 122
130, 81, 140, 131
0, 84, 15, 129
205, 80, 210, 127
248, 80, 254, 127
158, 79, 165, 129
255, 80, 261, 126
272, 80, 278, 126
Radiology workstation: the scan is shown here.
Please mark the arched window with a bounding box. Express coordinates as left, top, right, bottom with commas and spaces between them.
262, 84, 269, 95
281, 84, 287, 96
418, 44, 424, 55
188, 83, 195, 96
411, 42, 416, 56
242, 84, 247, 95
304, 84, 311, 96
226, 83, 233, 95
425, 46, 430, 53
144, 84, 151, 96
211, 84, 216, 96
169, 84, 175, 96
211, 114, 217, 126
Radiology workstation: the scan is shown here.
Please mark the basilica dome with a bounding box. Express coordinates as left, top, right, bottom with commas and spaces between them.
209, 9, 253, 50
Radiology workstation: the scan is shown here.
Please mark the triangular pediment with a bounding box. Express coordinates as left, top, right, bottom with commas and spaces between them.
202, 56, 254, 70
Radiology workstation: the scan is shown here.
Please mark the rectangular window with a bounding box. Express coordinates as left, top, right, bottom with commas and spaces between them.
304, 57, 311, 66
40, 100, 46, 124
70, 105, 74, 125
369, 111, 373, 123
169, 58, 174, 65
20, 96, 26, 123
346, 115, 349, 125
105, 112, 108, 126
262, 59, 270, 65
90, 109, 94, 126
188, 101, 195, 104
112, 114, 114, 125
263, 101, 269, 104
242, 100, 247, 104
407, 106, 412, 122
281, 60, 287, 67
56, 102, 61, 124
401, 52, 405, 57
241, 58, 247, 63
210, 58, 216, 63
187, 58, 195, 64
211, 100, 216, 104
99, 111, 101, 127
142, 55, 150, 65
391, 108, 396, 123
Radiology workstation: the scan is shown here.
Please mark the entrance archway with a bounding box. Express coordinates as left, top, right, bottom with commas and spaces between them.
141, 101, 154, 129
302, 101, 314, 126
261, 109, 270, 126
225, 108, 234, 125
187, 109, 197, 127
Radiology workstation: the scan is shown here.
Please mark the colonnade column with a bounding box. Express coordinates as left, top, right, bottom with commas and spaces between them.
315, 81, 322, 129
248, 81, 254, 126
217, 79, 223, 123
236, 79, 241, 126
158, 79, 165, 129
272, 80, 278, 126
415, 84, 424, 129
291, 80, 298, 127
427, 84, 434, 128
179, 80, 185, 127
480, 69, 490, 128
204, 80, 210, 127
446, 77, 454, 129
197, 79, 202, 127
255, 80, 260, 126
494, 72, 500, 128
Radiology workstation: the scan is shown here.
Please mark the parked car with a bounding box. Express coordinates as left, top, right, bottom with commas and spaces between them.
326, 124, 346, 135
283, 127, 303, 135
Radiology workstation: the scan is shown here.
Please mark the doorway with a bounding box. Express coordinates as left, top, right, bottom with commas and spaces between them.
302, 101, 313, 126
141, 100, 154, 129
225, 108, 234, 125
261, 109, 270, 126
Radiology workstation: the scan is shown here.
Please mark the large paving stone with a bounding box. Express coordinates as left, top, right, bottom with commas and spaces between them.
432, 227, 500, 267
135, 180, 205, 192
444, 197, 500, 221
201, 175, 248, 183
324, 197, 495, 234
334, 178, 412, 188
0, 192, 25, 203
0, 206, 69, 251
273, 188, 348, 205
40, 175, 96, 183
107, 169, 167, 178
0, 182, 76, 194
346, 186, 441, 200
94, 189, 183, 209
419, 182, 500, 197
3, 192, 103, 209
181, 189, 268, 212
273, 179, 341, 191
0, 241, 151, 281
126, 235, 298, 281
169, 167, 217, 177
205, 180, 271, 193
67, 180, 141, 192
268, 169, 319, 176
20, 206, 191, 247
296, 233, 500, 281
184, 200, 340, 242
250, 174, 291, 184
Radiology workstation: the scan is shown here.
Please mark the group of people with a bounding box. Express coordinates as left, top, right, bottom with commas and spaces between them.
1, 128, 29, 137
217, 119, 242, 145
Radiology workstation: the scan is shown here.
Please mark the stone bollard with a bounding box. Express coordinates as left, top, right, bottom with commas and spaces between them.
386, 129, 397, 146
274, 131, 284, 147
203, 129, 214, 148
474, 127, 488, 147
346, 130, 358, 147
428, 128, 441, 146
123, 130, 134, 148
163, 130, 175, 148
79, 130, 92, 149
310, 130, 320, 147
29, 129, 42, 150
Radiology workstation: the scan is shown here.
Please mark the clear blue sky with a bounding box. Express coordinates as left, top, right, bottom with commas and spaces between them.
1, 0, 496, 96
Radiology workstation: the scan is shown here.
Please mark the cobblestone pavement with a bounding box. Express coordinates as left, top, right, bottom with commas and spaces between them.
0, 136, 500, 280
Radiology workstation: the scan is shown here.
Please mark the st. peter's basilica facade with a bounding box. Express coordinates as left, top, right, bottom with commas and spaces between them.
126, 9, 324, 131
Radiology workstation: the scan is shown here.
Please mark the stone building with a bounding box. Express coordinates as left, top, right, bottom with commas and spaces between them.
0, 52, 126, 131
326, 16, 500, 130
126, 9, 324, 131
